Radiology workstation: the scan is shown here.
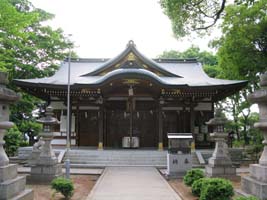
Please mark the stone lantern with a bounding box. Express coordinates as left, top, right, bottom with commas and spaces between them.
240, 72, 267, 199
27, 106, 62, 183
0, 72, 33, 199
205, 109, 236, 178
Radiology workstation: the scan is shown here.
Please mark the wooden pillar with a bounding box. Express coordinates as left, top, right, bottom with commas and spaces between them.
158, 98, 164, 151
76, 104, 79, 146
130, 98, 133, 141
190, 101, 196, 151
68, 99, 72, 147
98, 97, 104, 150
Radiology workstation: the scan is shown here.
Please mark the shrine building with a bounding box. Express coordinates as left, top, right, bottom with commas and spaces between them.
14, 41, 247, 150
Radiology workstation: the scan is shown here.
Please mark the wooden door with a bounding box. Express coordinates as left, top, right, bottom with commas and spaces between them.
78, 110, 98, 146
133, 110, 157, 147
106, 110, 130, 148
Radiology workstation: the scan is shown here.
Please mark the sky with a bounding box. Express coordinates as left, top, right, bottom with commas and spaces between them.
30, 0, 215, 58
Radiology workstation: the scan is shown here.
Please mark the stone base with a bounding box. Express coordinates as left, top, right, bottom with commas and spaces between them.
9, 189, 33, 200
235, 189, 255, 198
27, 164, 63, 184
208, 157, 232, 166
241, 176, 267, 200
0, 164, 17, 182
205, 165, 236, 179
165, 172, 186, 180
0, 175, 26, 200
250, 164, 267, 182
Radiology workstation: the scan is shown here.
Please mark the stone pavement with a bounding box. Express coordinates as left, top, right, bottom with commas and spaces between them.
87, 167, 182, 200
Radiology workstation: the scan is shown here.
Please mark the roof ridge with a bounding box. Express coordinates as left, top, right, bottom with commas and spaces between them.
63, 58, 198, 64
153, 58, 198, 63
63, 58, 109, 63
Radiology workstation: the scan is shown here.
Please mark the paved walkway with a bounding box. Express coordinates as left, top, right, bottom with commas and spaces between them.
87, 167, 181, 200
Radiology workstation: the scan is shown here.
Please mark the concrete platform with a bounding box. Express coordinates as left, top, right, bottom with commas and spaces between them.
87, 167, 181, 200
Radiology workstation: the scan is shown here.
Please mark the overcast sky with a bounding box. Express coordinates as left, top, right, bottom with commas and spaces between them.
30, 0, 215, 58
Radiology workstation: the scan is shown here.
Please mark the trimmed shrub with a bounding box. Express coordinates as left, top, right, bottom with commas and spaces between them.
183, 168, 204, 186
51, 177, 74, 199
192, 178, 210, 197
235, 197, 259, 200
199, 178, 234, 200
4, 126, 27, 156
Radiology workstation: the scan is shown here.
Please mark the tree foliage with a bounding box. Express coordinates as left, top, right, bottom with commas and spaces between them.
4, 125, 28, 156
160, 0, 266, 147
215, 0, 267, 89
160, 0, 258, 38
160, 0, 227, 37
159, 46, 220, 78
1, 0, 73, 147
215, 0, 267, 143
0, 0, 73, 82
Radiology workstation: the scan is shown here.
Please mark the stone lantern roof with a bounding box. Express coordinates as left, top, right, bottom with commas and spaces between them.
206, 109, 227, 126
0, 72, 20, 102
37, 106, 59, 125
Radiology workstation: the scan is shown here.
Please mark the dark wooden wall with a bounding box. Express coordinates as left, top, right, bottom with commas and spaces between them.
78, 110, 99, 146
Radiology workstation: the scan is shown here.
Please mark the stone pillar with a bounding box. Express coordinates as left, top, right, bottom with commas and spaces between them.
0, 72, 33, 200
27, 106, 62, 184
240, 72, 267, 199
205, 109, 236, 178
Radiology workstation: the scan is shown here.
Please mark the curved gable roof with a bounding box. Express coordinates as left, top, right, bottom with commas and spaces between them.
82, 40, 181, 77
13, 40, 248, 101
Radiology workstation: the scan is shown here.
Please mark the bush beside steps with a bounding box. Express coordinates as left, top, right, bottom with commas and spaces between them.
51, 177, 74, 200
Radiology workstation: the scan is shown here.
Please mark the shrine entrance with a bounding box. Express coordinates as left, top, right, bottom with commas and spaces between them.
105, 99, 158, 148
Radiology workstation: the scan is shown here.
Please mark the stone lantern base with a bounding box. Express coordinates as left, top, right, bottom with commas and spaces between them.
205, 164, 237, 178
27, 163, 63, 184
240, 164, 267, 199
0, 164, 33, 200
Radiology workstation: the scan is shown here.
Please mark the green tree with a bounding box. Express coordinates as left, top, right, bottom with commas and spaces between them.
216, 1, 267, 142
0, 0, 73, 82
160, 0, 228, 37
160, 0, 258, 38
4, 125, 28, 156
0, 0, 74, 147
215, 1, 267, 89
158, 46, 220, 78
160, 0, 266, 145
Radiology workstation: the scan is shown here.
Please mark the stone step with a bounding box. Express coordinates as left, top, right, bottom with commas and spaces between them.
69, 163, 167, 168
0, 164, 18, 182
65, 150, 167, 166
0, 175, 26, 200
9, 189, 33, 200
66, 159, 166, 163
66, 156, 166, 159
67, 155, 166, 159
67, 159, 166, 162
18, 147, 201, 167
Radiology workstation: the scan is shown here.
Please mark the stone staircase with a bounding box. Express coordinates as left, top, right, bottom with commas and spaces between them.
192, 151, 204, 168
63, 149, 168, 168
17, 147, 205, 168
